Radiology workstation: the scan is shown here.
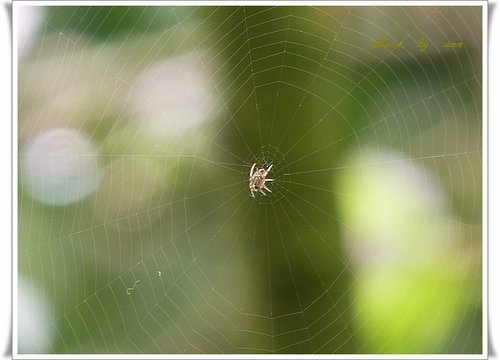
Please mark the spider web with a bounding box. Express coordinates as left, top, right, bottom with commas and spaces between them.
16, 3, 484, 355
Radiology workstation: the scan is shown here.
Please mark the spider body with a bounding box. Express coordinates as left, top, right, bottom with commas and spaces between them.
249, 163, 274, 197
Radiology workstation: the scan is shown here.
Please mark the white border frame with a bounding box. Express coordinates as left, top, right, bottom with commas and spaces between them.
11, 1, 488, 359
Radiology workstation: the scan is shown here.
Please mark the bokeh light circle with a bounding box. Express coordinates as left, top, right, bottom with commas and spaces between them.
21, 128, 100, 206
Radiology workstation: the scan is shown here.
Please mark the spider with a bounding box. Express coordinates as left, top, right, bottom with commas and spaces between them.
249, 163, 274, 197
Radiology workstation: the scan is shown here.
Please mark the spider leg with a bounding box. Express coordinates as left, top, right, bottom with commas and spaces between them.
265, 179, 274, 182
250, 163, 256, 177
264, 186, 272, 193
250, 190, 255, 198
259, 189, 266, 196
266, 164, 273, 173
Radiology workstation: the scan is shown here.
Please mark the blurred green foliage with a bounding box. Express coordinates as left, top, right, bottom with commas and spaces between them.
45, 6, 190, 40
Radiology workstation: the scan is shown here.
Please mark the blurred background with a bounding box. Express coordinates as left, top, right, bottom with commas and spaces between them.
17, 5, 483, 354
